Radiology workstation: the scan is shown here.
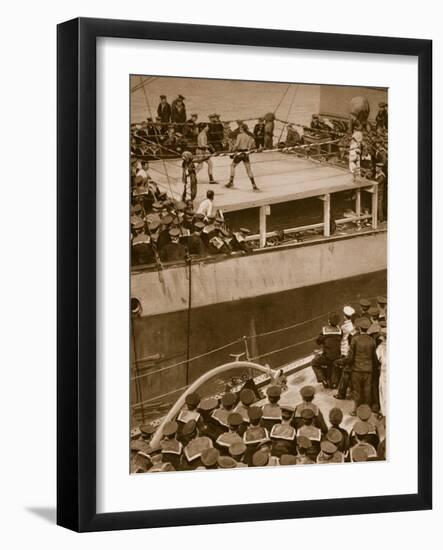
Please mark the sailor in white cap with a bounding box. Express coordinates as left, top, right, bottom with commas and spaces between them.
341, 306, 355, 357
334, 306, 356, 401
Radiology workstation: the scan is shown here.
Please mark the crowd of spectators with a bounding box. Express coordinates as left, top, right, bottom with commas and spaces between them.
130, 172, 253, 267
312, 297, 387, 417
130, 296, 387, 473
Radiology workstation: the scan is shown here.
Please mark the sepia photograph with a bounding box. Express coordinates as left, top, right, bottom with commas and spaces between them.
129, 76, 388, 474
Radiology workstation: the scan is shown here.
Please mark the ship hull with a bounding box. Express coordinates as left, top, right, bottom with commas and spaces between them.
131, 230, 387, 424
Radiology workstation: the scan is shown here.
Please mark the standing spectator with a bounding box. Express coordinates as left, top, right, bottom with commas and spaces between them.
311, 312, 342, 389
376, 328, 387, 417
334, 306, 355, 400
264, 118, 274, 149
181, 151, 197, 203
343, 317, 378, 415
375, 102, 388, 131
375, 162, 387, 223
157, 95, 171, 126
211, 114, 225, 151
253, 118, 265, 148
171, 94, 187, 133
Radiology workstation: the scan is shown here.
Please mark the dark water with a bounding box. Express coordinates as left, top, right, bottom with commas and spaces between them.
131, 269, 387, 426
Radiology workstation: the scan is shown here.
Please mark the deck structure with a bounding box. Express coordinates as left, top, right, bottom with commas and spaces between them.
150, 151, 379, 247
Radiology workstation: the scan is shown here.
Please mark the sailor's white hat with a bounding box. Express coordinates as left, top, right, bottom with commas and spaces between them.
343, 305, 355, 316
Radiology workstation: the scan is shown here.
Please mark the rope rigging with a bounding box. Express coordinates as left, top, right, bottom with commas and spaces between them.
130, 294, 382, 386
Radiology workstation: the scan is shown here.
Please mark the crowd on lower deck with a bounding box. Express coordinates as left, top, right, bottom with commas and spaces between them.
131, 296, 387, 473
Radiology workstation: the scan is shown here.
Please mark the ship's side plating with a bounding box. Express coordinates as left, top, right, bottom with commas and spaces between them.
131, 229, 387, 424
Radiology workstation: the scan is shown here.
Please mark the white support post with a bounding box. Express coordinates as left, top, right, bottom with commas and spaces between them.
321, 194, 331, 237
355, 189, 361, 217
371, 185, 378, 229
259, 205, 268, 248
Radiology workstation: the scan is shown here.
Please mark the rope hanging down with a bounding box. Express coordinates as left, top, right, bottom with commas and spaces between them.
137, 76, 195, 391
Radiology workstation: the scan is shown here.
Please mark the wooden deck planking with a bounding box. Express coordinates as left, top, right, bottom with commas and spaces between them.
149, 152, 377, 213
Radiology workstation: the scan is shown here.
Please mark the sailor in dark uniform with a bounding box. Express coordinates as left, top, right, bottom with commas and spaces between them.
229, 227, 251, 254
185, 113, 199, 139
328, 407, 350, 453
293, 385, 328, 434
269, 404, 297, 457
251, 450, 270, 468
215, 412, 244, 455
375, 162, 387, 223
349, 421, 378, 462
197, 397, 220, 442
159, 227, 187, 263
182, 429, 213, 471
186, 220, 207, 257
253, 118, 265, 148
130, 442, 153, 473
171, 95, 187, 133
359, 298, 372, 319
200, 447, 220, 470
377, 296, 388, 321
176, 392, 203, 435
295, 436, 315, 464
344, 316, 378, 414
349, 404, 380, 449
160, 421, 183, 470
156, 214, 172, 251
316, 440, 344, 464
261, 385, 282, 431
181, 207, 195, 232
311, 312, 342, 388
212, 114, 225, 151
367, 307, 382, 340
211, 392, 237, 439
202, 225, 223, 255
206, 113, 220, 150
157, 95, 171, 125
243, 406, 269, 466
229, 442, 248, 467
375, 102, 388, 131
181, 151, 198, 203
131, 213, 145, 239
324, 427, 346, 457
131, 232, 155, 266
296, 408, 322, 461
234, 388, 255, 435
139, 423, 156, 444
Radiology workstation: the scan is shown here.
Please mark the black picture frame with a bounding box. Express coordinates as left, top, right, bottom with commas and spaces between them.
57, 17, 432, 532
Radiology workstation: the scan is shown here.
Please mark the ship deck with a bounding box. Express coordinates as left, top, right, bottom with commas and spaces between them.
149, 152, 377, 213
